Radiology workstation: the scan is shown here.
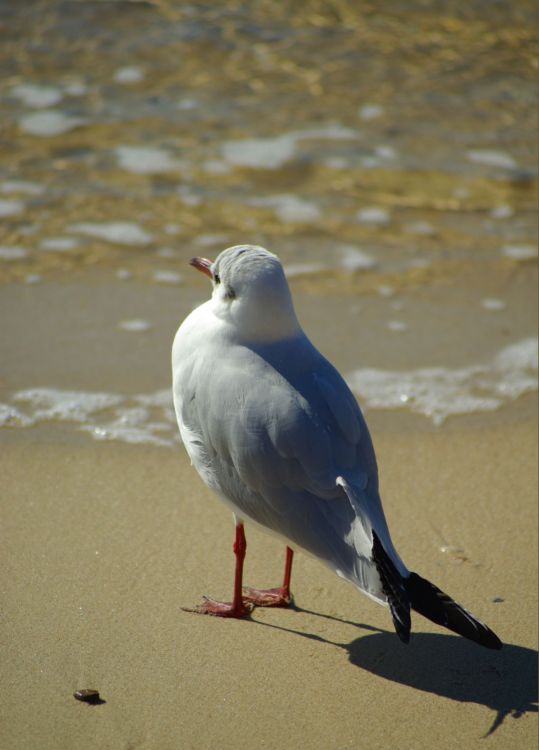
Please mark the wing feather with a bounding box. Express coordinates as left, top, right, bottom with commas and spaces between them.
174, 333, 393, 590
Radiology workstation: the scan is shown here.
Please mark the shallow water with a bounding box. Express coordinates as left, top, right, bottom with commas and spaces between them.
0, 336, 536, 447
0, 0, 537, 441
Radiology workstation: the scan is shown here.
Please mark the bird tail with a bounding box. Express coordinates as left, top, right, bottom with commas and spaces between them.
371, 531, 411, 642
372, 531, 502, 650
405, 572, 502, 649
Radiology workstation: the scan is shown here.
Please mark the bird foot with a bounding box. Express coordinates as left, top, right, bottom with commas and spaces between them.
183, 596, 254, 618
242, 586, 293, 607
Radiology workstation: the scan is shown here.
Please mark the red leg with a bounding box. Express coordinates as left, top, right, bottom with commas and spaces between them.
185, 523, 253, 618
243, 546, 294, 607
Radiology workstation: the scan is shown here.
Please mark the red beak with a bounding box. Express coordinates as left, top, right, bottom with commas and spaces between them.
190, 256, 214, 279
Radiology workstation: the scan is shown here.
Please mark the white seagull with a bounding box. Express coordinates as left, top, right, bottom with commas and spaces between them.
172, 244, 501, 649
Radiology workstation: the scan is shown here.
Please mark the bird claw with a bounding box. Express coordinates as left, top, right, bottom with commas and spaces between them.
242, 586, 293, 608
182, 596, 253, 618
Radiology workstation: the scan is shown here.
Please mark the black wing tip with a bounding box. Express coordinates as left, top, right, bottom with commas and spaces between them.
372, 531, 411, 644
395, 626, 410, 645
480, 629, 503, 651
370, 536, 503, 650
406, 572, 503, 650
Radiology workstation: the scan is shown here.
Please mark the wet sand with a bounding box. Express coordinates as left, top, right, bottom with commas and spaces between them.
1, 270, 537, 749
1, 406, 537, 749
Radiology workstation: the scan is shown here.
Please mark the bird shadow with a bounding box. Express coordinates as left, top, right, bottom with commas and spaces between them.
253, 605, 538, 737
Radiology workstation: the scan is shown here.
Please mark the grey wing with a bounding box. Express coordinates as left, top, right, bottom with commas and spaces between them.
178, 339, 401, 599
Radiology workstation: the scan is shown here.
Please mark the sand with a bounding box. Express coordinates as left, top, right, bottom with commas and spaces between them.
1, 277, 537, 750
1, 0, 537, 745
1, 417, 537, 749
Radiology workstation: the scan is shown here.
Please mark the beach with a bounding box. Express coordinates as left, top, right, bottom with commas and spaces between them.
1, 401, 537, 749
1, 274, 537, 749
1, 1, 537, 747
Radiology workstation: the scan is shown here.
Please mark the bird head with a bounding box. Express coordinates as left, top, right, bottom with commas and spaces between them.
190, 245, 300, 342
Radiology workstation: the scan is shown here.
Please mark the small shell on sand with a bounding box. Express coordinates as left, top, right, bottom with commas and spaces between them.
73, 689, 104, 704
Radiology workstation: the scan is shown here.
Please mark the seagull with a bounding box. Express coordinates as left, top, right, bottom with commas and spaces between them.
172, 244, 502, 649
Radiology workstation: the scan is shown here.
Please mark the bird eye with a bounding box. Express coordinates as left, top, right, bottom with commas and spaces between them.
213, 272, 221, 284
225, 286, 236, 300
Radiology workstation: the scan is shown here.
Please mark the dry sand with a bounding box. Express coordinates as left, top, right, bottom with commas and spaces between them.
1, 376, 537, 749
1, 269, 537, 749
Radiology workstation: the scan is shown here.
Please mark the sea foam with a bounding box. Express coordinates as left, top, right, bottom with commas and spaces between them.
346, 338, 538, 425
4, 388, 177, 447
1, 340, 536, 444
222, 125, 360, 170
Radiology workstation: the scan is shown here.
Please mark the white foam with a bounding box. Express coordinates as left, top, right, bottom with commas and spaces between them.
63, 81, 88, 97
0, 246, 27, 260
356, 207, 390, 226
294, 125, 360, 141
453, 186, 470, 200
164, 223, 183, 236
12, 83, 63, 108
177, 187, 202, 206
488, 339, 538, 398
66, 221, 153, 246
222, 125, 360, 170
283, 244, 376, 278
0, 199, 25, 218
284, 263, 325, 278
360, 156, 382, 169
338, 245, 377, 271
40, 237, 80, 252
275, 197, 321, 224
358, 104, 384, 121
202, 160, 232, 175
115, 146, 183, 175
374, 145, 396, 160
502, 243, 537, 261
194, 234, 229, 247
2, 343, 536, 445
0, 404, 33, 427
135, 389, 174, 409
404, 221, 436, 236
118, 319, 151, 332
222, 135, 297, 169
82, 423, 171, 448
79, 405, 171, 447
407, 258, 431, 270
116, 268, 132, 281
176, 98, 198, 110
250, 194, 321, 224
466, 150, 517, 170
113, 66, 145, 84
490, 205, 514, 220
481, 298, 506, 311
2, 387, 178, 447
387, 320, 408, 332
153, 270, 183, 284
13, 388, 123, 423
19, 110, 86, 137
347, 338, 538, 425
1, 180, 44, 195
